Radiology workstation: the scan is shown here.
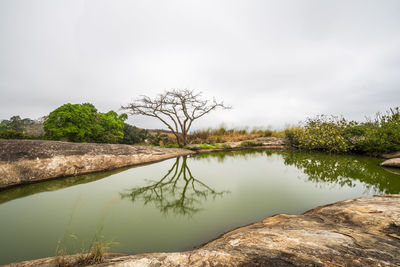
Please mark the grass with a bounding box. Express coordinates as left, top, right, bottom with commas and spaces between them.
55, 227, 115, 267
187, 126, 286, 144
55, 199, 117, 267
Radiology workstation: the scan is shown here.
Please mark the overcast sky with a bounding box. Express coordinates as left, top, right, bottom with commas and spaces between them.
0, 0, 399, 130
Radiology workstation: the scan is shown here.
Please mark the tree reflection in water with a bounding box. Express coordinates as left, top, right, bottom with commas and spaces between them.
281, 151, 400, 194
120, 156, 229, 216
191, 149, 400, 194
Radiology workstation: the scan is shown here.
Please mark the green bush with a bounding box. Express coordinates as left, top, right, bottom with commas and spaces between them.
44, 103, 126, 143
0, 129, 25, 139
121, 124, 148, 144
358, 108, 400, 153
286, 116, 356, 153
285, 107, 400, 154
148, 131, 169, 146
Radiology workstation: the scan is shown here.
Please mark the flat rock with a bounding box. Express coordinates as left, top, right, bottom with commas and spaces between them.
382, 151, 400, 159
0, 139, 194, 189
380, 158, 400, 168
6, 195, 400, 267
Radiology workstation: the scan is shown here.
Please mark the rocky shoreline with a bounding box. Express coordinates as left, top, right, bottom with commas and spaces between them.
0, 138, 288, 189
5, 195, 400, 267
0, 139, 194, 189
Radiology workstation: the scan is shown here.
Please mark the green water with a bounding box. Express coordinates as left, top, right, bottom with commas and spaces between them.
0, 150, 399, 265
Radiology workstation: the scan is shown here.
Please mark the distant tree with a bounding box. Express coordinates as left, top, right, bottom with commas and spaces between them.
93, 111, 127, 143
121, 123, 148, 144
121, 89, 230, 147
44, 103, 98, 142
147, 130, 169, 146
0, 115, 43, 139
8, 116, 24, 131
44, 103, 127, 143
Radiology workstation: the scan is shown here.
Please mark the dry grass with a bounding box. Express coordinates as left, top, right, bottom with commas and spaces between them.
187, 126, 286, 144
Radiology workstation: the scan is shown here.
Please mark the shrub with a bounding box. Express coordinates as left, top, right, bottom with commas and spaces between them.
358, 108, 400, 153
0, 129, 25, 139
289, 116, 356, 153
121, 124, 148, 144
286, 107, 400, 154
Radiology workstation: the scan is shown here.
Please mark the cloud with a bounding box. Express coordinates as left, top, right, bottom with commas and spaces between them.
1, 0, 399, 128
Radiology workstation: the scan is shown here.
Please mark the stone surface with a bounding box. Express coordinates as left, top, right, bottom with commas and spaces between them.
380, 158, 400, 168
0, 139, 194, 189
382, 151, 400, 159
6, 195, 400, 267
187, 137, 288, 151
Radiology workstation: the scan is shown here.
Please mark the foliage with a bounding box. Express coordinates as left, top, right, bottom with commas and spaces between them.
0, 129, 26, 139
298, 116, 356, 153
120, 123, 148, 144
93, 111, 127, 143
285, 107, 400, 154
358, 107, 400, 153
148, 130, 169, 146
0, 115, 44, 139
44, 103, 126, 143
44, 103, 98, 142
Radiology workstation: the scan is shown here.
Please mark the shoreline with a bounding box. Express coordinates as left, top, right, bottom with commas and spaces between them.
0, 139, 288, 190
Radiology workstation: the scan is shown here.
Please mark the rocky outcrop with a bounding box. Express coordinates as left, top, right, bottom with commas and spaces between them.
380, 158, 400, 168
382, 151, 400, 159
188, 137, 288, 151
0, 140, 194, 189
6, 195, 400, 267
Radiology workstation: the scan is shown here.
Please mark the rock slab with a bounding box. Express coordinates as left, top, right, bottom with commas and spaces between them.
7, 195, 400, 267
0, 139, 194, 189
380, 158, 400, 168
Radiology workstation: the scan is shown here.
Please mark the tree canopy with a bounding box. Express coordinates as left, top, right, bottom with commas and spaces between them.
43, 103, 127, 143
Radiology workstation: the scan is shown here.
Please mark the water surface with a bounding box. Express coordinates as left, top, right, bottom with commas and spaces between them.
0, 150, 399, 265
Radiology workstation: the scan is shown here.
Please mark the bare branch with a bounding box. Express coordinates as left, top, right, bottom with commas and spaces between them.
121, 89, 230, 147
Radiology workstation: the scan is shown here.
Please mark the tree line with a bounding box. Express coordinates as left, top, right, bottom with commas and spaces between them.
0, 103, 148, 145
1, 89, 227, 147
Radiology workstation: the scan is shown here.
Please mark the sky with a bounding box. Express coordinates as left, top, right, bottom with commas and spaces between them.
0, 0, 399, 130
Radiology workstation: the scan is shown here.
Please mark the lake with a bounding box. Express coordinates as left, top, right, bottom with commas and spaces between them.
0, 150, 399, 265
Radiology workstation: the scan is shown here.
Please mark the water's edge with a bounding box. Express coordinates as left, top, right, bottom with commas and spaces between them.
0, 139, 288, 190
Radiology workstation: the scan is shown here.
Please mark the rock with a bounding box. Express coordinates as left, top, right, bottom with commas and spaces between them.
382, 151, 400, 159
380, 158, 400, 168
6, 195, 400, 267
0, 139, 194, 189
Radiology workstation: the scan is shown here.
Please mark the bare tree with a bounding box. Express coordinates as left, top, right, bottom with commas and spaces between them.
121, 89, 230, 147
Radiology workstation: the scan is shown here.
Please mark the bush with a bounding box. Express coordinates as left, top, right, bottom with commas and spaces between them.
148, 131, 169, 146
358, 108, 400, 153
287, 116, 356, 153
0, 129, 25, 139
285, 107, 400, 154
44, 103, 126, 143
121, 124, 148, 144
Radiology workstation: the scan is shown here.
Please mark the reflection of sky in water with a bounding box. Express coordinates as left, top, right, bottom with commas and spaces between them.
0, 150, 399, 265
